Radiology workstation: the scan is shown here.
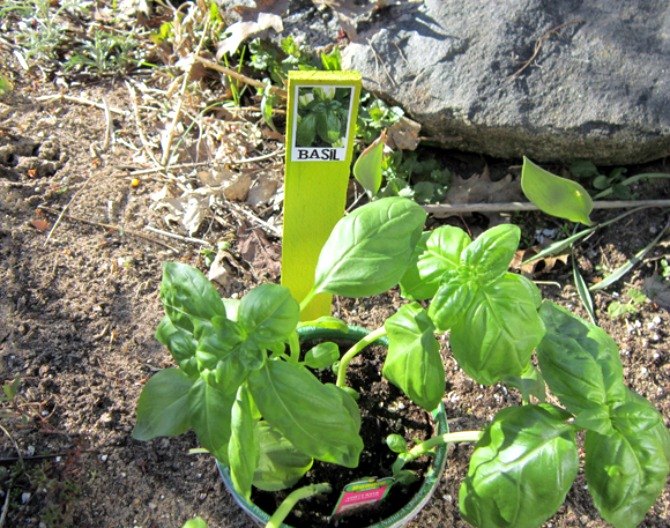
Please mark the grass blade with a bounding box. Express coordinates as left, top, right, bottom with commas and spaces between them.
594, 173, 670, 199
522, 207, 653, 265
572, 253, 596, 323
590, 221, 669, 292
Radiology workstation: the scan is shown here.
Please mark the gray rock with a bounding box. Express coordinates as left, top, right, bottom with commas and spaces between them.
342, 0, 670, 164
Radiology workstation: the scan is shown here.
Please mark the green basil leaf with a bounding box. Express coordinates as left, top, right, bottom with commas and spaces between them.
521, 157, 593, 225
537, 301, 627, 434
253, 421, 313, 492
420, 225, 471, 282
296, 112, 316, 146
386, 434, 408, 454
238, 284, 299, 347
585, 389, 670, 528
399, 232, 433, 301
383, 303, 444, 411
197, 323, 247, 393
450, 274, 544, 385
133, 368, 194, 441
427, 271, 476, 331
353, 131, 385, 195
188, 378, 235, 464
160, 262, 226, 332
504, 363, 546, 403
156, 316, 197, 364
304, 342, 340, 370
461, 224, 521, 282
459, 404, 578, 528
222, 298, 240, 321
181, 517, 207, 528
228, 386, 259, 500
248, 361, 363, 467
314, 197, 426, 297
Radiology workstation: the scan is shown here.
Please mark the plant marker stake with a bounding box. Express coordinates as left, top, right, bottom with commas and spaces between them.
281, 71, 361, 320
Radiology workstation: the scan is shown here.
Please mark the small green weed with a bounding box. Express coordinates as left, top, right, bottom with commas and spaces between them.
65, 30, 141, 76
606, 288, 647, 319
380, 150, 451, 204
357, 94, 404, 143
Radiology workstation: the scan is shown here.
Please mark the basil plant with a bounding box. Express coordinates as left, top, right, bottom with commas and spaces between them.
133, 197, 669, 528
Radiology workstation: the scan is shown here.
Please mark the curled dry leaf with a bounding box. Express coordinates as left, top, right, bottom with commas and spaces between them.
216, 13, 283, 58
446, 167, 523, 205
247, 174, 279, 208
510, 248, 569, 277
386, 116, 421, 151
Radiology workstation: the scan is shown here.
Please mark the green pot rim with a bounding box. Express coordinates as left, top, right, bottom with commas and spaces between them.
218, 325, 449, 528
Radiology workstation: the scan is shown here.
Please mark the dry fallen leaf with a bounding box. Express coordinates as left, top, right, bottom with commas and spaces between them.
30, 218, 51, 232
216, 13, 283, 58
386, 116, 421, 151
446, 167, 523, 204
247, 174, 279, 207
644, 275, 670, 310
511, 248, 569, 277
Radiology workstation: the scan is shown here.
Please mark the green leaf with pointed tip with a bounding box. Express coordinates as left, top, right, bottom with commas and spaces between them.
160, 262, 226, 333
585, 389, 670, 528
133, 368, 194, 441
353, 131, 386, 195
522, 157, 593, 225
228, 386, 259, 500
181, 517, 207, 528
253, 422, 313, 492
188, 378, 235, 464
461, 224, 520, 282
427, 271, 476, 331
238, 284, 299, 348
537, 301, 627, 435
459, 404, 578, 528
298, 316, 348, 332
314, 197, 426, 297
450, 274, 544, 385
304, 342, 340, 370
248, 361, 362, 467
155, 316, 197, 364
383, 303, 444, 411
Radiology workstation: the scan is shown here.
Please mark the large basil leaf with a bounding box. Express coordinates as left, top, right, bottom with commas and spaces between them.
313, 197, 426, 297
459, 404, 578, 528
160, 262, 226, 332
156, 316, 197, 365
420, 225, 471, 280
188, 378, 235, 464
450, 274, 544, 385
398, 232, 432, 301
461, 224, 520, 283
537, 301, 627, 435
585, 389, 670, 528
383, 303, 444, 411
228, 386, 259, 500
253, 422, 313, 492
133, 368, 194, 441
427, 271, 476, 332
197, 322, 247, 394
248, 361, 363, 467
238, 284, 299, 348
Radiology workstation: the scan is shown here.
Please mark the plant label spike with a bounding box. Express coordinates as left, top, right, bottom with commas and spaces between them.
281, 71, 361, 320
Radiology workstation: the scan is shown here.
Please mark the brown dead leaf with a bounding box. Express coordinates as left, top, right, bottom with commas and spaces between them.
216, 13, 283, 58
30, 218, 51, 232
446, 168, 523, 204
247, 174, 279, 208
27, 167, 38, 178
386, 116, 421, 151
510, 248, 569, 277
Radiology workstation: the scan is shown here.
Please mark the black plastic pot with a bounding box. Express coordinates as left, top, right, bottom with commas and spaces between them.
218, 325, 449, 528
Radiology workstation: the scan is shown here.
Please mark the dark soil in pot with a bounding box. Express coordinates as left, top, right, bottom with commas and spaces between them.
251, 343, 435, 527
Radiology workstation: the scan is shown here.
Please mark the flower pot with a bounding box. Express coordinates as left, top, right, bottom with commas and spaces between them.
217, 326, 449, 528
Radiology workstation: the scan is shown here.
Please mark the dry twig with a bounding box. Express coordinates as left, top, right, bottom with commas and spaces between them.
195, 57, 287, 98
227, 201, 282, 238
144, 226, 211, 246
37, 206, 179, 252
126, 82, 160, 166
509, 19, 583, 80
35, 94, 126, 115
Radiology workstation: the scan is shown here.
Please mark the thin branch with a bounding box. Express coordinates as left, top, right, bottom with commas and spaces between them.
194, 57, 287, 97
37, 206, 178, 252
144, 226, 211, 246
35, 94, 126, 115
424, 199, 670, 217
227, 201, 282, 238
125, 81, 160, 166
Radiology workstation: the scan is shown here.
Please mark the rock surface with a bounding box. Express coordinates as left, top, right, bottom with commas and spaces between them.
341, 0, 670, 164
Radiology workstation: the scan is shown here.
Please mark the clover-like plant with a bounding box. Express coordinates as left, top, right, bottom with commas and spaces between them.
133, 196, 669, 528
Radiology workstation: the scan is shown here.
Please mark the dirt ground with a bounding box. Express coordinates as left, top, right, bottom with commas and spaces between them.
1, 52, 669, 528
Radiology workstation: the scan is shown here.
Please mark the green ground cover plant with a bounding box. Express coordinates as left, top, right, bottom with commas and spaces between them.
133, 195, 669, 528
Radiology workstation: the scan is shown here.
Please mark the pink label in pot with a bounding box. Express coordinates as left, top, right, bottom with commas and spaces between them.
331, 477, 395, 518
